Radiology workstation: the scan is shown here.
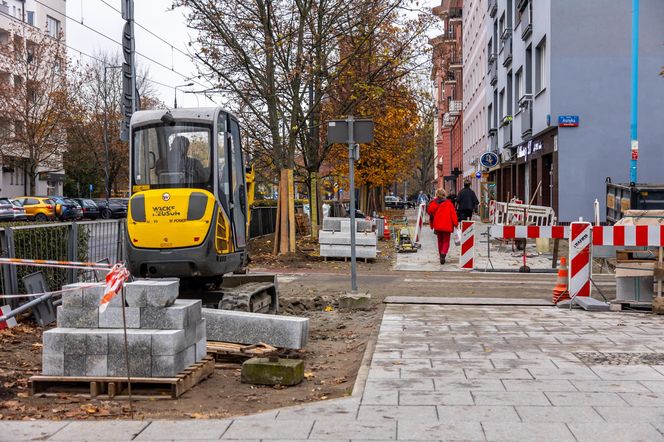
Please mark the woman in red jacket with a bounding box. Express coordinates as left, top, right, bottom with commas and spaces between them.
427, 188, 459, 264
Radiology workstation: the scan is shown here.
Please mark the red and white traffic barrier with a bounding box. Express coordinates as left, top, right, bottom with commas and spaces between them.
459, 221, 475, 270
489, 225, 569, 240
0, 305, 18, 329
592, 225, 664, 247
569, 222, 592, 299
489, 200, 496, 224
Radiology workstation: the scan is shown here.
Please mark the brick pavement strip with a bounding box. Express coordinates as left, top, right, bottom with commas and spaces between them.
11, 303, 664, 441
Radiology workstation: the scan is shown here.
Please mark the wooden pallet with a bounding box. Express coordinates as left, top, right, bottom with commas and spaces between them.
29, 356, 214, 400
609, 300, 653, 312
206, 341, 277, 362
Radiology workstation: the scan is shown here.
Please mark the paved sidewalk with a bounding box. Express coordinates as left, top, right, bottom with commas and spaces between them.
395, 214, 555, 272
8, 300, 664, 441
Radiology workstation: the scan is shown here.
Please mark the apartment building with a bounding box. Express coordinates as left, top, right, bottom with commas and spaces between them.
461, 0, 488, 195
431, 0, 464, 194
0, 0, 66, 197
486, 0, 664, 222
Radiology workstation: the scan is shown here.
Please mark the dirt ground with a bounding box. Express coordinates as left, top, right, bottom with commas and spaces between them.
0, 233, 391, 421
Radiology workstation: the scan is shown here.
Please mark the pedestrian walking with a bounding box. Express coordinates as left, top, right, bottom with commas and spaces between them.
427, 188, 458, 265
456, 181, 479, 221
417, 190, 428, 205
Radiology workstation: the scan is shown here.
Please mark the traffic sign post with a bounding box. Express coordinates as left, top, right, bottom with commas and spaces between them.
327, 117, 374, 294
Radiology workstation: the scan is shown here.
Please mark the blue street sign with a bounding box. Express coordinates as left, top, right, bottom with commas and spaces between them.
558, 115, 579, 127
476, 171, 482, 179
479, 152, 499, 168
89, 184, 93, 192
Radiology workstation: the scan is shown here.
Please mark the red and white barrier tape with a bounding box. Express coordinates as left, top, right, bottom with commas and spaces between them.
459, 221, 475, 270
99, 264, 130, 313
0, 257, 114, 271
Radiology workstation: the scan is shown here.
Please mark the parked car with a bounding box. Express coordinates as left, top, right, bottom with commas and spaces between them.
94, 198, 128, 219
0, 197, 15, 222
49, 196, 82, 221
72, 198, 100, 220
384, 195, 406, 209
16, 197, 56, 221
9, 199, 28, 221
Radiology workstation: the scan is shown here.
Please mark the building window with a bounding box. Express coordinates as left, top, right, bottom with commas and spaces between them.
525, 44, 532, 94
515, 68, 522, 105
26, 10, 34, 25
46, 16, 60, 38
535, 37, 546, 94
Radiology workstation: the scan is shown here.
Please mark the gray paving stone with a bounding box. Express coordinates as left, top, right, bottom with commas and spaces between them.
196, 318, 207, 341
152, 351, 186, 377
590, 365, 664, 381
594, 406, 664, 422
436, 405, 520, 422
107, 330, 152, 377
64, 353, 86, 376
399, 390, 474, 406
309, 418, 396, 440
481, 422, 576, 442
85, 331, 108, 355
83, 355, 107, 376
356, 405, 438, 422
196, 337, 207, 361
222, 419, 314, 440
134, 419, 231, 440
502, 379, 577, 392
473, 391, 550, 406
63, 331, 87, 355
81, 284, 106, 308
619, 392, 664, 407
567, 423, 664, 442
42, 328, 65, 353
48, 420, 149, 441
545, 391, 629, 406
56, 306, 98, 328
99, 307, 140, 328
2, 421, 70, 441
362, 388, 399, 405
365, 378, 435, 392
150, 329, 185, 355
276, 401, 359, 420
397, 420, 484, 441
203, 308, 308, 349
125, 279, 179, 307
515, 405, 605, 423
529, 366, 601, 380
183, 344, 195, 367
433, 378, 505, 391
571, 380, 651, 393
400, 367, 466, 380
464, 368, 533, 380
61, 283, 85, 307
42, 352, 64, 375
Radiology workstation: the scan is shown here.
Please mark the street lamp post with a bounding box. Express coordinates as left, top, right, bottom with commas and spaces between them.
103, 65, 122, 204
174, 82, 194, 108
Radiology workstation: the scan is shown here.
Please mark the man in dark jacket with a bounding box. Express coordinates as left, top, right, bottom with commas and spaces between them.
456, 181, 479, 221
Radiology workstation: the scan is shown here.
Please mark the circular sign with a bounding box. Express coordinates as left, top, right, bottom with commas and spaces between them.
479, 152, 499, 168
162, 192, 171, 202
476, 171, 482, 179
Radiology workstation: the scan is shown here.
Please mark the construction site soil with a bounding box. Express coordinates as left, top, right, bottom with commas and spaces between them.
0, 234, 390, 421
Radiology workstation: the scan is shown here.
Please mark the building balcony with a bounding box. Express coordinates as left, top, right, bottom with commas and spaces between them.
518, 92, 533, 109
516, 0, 529, 12
0, 4, 9, 15
500, 27, 512, 42
444, 71, 456, 84
442, 112, 454, 128
449, 55, 462, 70
521, 105, 533, 139
488, 58, 497, 86
449, 7, 463, 23
449, 100, 463, 116
501, 36, 512, 67
502, 123, 513, 149
520, 4, 532, 40
489, 130, 498, 152
488, 0, 497, 18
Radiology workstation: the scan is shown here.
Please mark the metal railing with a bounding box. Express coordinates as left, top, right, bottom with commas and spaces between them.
249, 206, 277, 238
502, 35, 513, 66
449, 100, 463, 115
521, 105, 533, 138
502, 122, 513, 148
488, 0, 497, 17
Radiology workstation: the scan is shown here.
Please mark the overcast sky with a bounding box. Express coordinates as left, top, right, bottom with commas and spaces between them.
65, 0, 441, 109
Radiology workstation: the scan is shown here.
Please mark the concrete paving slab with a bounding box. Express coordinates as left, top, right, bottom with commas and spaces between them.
356, 405, 438, 422
515, 405, 606, 423
436, 405, 520, 422
48, 421, 149, 441
383, 296, 552, 306
134, 420, 231, 440
481, 422, 576, 442
544, 391, 629, 407
473, 391, 551, 406
399, 390, 474, 406
310, 419, 397, 440
396, 421, 484, 441
501, 379, 577, 391
567, 423, 664, 442
222, 419, 314, 440
2, 421, 69, 441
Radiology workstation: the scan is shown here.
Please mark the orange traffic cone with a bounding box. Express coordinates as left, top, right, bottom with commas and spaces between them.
383, 219, 391, 240
552, 257, 570, 303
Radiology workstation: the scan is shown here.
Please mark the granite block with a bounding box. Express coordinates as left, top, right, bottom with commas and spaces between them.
125, 279, 179, 308
184, 320, 196, 347
141, 299, 201, 330
81, 284, 106, 308
107, 352, 152, 377
85, 355, 107, 376
202, 308, 309, 349
99, 307, 140, 328
152, 351, 185, 377
107, 330, 152, 357
183, 345, 195, 368
318, 231, 378, 246
319, 244, 377, 259
195, 337, 207, 361
64, 353, 86, 376
42, 329, 65, 353
85, 331, 108, 355
56, 306, 98, 328
63, 331, 87, 355
196, 318, 206, 342
61, 283, 85, 307
42, 353, 64, 375
151, 330, 186, 356
180, 299, 202, 325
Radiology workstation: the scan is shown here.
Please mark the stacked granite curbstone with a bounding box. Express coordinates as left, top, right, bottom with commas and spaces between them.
319, 217, 377, 259
42, 279, 207, 378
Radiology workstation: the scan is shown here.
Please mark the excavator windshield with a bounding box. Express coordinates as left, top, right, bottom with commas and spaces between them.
132, 122, 213, 190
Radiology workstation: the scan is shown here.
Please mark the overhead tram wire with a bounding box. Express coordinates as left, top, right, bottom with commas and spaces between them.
33, 0, 210, 91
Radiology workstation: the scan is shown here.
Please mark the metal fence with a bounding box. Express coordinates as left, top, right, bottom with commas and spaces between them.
0, 207, 278, 306
0, 220, 125, 307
